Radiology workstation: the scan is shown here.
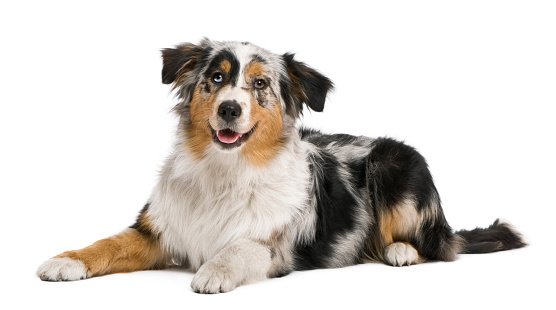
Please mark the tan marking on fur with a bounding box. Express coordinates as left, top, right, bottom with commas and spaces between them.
379, 198, 422, 245
220, 60, 231, 73
186, 85, 222, 159
241, 100, 284, 166
134, 209, 156, 234
55, 228, 165, 277
246, 62, 265, 78
362, 200, 423, 263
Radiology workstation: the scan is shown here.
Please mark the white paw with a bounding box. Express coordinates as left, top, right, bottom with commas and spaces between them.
385, 242, 421, 267
37, 257, 88, 281
191, 261, 237, 294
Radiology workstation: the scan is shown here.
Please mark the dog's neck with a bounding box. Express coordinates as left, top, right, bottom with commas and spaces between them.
166, 124, 305, 188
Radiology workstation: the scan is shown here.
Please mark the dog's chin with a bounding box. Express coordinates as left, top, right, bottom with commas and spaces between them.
211, 124, 257, 150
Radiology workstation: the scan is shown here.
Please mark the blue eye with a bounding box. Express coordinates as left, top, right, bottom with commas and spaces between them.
212, 72, 223, 83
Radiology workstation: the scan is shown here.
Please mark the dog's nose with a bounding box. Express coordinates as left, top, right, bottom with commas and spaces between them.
218, 101, 242, 122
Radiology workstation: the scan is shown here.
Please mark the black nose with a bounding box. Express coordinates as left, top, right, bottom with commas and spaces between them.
218, 101, 242, 122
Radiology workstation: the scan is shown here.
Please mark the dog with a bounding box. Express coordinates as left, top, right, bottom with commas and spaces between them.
37, 39, 527, 293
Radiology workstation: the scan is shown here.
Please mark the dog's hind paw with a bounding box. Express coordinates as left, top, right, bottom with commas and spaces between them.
37, 257, 88, 281
384, 242, 422, 267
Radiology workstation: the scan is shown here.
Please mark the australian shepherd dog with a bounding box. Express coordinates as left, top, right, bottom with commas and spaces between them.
37, 39, 526, 293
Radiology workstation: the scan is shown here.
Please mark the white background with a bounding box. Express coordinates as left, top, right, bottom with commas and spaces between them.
1, 0, 554, 309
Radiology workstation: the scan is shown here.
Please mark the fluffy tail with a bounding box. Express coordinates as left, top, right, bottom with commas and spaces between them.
456, 219, 527, 254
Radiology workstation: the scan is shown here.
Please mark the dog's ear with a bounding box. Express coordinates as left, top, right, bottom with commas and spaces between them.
161, 43, 204, 84
282, 53, 333, 115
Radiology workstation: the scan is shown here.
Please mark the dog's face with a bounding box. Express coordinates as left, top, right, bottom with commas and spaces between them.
161, 39, 332, 166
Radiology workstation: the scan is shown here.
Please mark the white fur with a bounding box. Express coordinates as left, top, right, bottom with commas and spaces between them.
324, 138, 374, 163
148, 133, 314, 271
211, 86, 253, 132
150, 42, 317, 271
153, 42, 317, 271
191, 239, 272, 293
36, 257, 88, 281
384, 242, 421, 267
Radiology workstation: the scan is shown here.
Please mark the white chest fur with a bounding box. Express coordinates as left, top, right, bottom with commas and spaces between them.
147, 143, 312, 270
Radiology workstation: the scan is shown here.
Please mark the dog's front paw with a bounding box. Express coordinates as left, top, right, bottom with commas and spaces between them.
191, 261, 237, 294
37, 257, 88, 281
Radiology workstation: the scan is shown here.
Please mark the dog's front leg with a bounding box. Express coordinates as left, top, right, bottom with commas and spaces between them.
37, 228, 166, 281
191, 239, 273, 293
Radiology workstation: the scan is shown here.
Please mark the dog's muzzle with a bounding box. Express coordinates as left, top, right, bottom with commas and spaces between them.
212, 100, 256, 148
218, 100, 242, 123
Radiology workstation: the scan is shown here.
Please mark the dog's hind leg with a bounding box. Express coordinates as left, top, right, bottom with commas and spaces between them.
364, 137, 462, 265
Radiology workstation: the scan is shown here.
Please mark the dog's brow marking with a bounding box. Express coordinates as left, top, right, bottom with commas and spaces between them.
246, 61, 265, 78
220, 60, 231, 73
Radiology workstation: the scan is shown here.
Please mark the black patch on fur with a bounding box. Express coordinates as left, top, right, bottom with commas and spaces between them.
254, 85, 271, 107
255, 93, 265, 107
281, 53, 333, 116
293, 134, 360, 270
412, 215, 458, 261
346, 157, 368, 192
204, 49, 240, 87
457, 219, 527, 253
250, 54, 267, 64
161, 44, 203, 84
202, 82, 211, 93
368, 138, 437, 212
279, 78, 294, 115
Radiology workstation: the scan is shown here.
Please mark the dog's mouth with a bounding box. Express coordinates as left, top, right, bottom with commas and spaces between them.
211, 124, 257, 149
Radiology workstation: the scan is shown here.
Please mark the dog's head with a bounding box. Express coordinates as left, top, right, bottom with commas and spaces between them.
161, 39, 332, 166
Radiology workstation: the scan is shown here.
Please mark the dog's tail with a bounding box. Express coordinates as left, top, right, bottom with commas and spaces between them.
455, 219, 527, 254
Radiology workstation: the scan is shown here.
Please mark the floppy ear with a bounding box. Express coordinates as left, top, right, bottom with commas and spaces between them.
282, 53, 333, 114
161, 43, 204, 84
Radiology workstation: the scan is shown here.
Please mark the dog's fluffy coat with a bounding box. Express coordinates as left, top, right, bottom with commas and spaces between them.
37, 39, 526, 293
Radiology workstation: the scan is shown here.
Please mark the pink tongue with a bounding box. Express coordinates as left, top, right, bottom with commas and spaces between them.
217, 129, 242, 144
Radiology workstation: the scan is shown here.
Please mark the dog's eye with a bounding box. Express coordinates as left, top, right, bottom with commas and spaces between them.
212, 72, 223, 83
254, 79, 266, 89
